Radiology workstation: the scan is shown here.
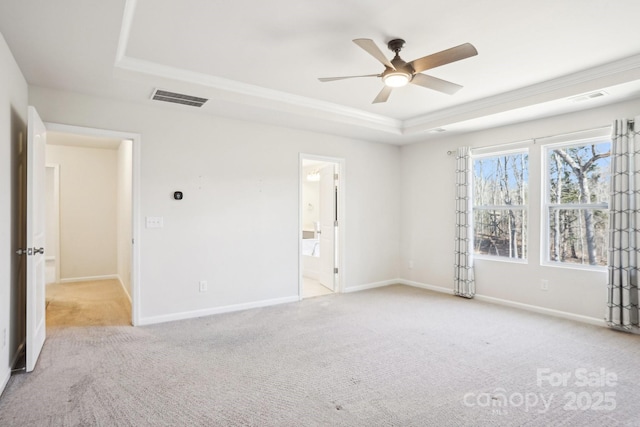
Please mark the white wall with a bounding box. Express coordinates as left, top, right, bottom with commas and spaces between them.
30, 86, 401, 323
117, 140, 133, 299
46, 144, 118, 280
400, 98, 640, 321
0, 32, 28, 395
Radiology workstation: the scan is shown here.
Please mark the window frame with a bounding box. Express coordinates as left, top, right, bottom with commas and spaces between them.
541, 136, 611, 271
472, 148, 529, 263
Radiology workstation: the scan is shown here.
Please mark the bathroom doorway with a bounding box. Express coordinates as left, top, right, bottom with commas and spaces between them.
299, 155, 344, 298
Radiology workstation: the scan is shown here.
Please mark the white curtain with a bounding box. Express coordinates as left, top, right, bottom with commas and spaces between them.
454, 146, 475, 298
606, 117, 640, 331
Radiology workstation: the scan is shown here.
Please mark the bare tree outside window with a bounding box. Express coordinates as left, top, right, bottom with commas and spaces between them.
473, 151, 528, 260
546, 141, 610, 266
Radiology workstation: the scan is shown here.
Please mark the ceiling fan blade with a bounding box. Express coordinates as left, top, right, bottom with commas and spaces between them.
408, 43, 478, 74
411, 73, 463, 95
318, 74, 380, 82
372, 86, 393, 104
353, 38, 396, 70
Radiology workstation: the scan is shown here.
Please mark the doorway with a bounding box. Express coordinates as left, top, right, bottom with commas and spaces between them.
299, 155, 344, 298
43, 123, 140, 326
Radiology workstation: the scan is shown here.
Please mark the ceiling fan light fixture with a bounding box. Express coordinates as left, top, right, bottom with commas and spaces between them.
319, 37, 478, 103
383, 72, 411, 88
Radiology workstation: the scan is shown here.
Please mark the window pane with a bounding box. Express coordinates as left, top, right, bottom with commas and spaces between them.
474, 209, 527, 259
548, 142, 611, 204
473, 153, 528, 207
548, 208, 608, 266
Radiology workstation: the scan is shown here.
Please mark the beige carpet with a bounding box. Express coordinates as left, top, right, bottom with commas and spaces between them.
1, 285, 639, 426
46, 279, 131, 327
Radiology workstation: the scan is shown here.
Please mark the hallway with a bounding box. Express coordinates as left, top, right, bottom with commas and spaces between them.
46, 280, 131, 327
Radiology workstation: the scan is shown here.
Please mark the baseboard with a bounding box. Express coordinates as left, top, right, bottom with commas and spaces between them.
0, 338, 20, 398
137, 295, 300, 326
343, 279, 398, 293
0, 367, 10, 397
117, 276, 132, 304
59, 274, 118, 284
473, 294, 605, 327
399, 279, 455, 295
397, 278, 605, 327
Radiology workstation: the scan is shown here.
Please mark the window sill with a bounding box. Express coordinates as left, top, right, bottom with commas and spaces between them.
540, 261, 607, 273
474, 255, 528, 265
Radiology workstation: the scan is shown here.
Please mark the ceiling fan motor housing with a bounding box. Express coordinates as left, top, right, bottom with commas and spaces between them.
387, 38, 406, 53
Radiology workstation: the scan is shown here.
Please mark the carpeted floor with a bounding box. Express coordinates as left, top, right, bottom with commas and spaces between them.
46, 279, 131, 327
1, 285, 639, 426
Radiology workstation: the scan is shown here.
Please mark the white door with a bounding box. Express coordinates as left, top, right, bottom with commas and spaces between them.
318, 165, 336, 290
26, 106, 47, 372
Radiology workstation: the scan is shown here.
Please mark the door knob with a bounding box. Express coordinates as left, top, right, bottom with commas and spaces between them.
33, 247, 44, 255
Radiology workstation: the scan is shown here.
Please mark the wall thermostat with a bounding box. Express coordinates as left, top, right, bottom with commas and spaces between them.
173, 191, 183, 200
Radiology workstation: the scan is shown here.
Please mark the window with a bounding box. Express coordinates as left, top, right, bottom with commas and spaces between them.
473, 150, 529, 260
544, 139, 611, 267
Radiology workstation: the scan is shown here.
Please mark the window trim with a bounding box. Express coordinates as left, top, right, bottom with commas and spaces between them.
540, 137, 611, 270
472, 148, 529, 263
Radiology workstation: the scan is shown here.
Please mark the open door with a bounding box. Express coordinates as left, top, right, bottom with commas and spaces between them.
25, 106, 47, 372
318, 164, 336, 291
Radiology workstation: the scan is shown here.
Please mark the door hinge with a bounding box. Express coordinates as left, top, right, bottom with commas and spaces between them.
334, 173, 339, 181
334, 220, 338, 227
334, 267, 339, 274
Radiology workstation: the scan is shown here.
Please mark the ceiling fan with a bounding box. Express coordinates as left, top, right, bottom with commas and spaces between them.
319, 38, 478, 103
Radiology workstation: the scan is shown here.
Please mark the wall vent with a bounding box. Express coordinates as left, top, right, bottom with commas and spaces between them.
151, 89, 208, 107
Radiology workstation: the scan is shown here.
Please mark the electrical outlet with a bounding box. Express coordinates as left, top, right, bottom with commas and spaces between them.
540, 279, 549, 291
199, 280, 208, 293
145, 216, 164, 229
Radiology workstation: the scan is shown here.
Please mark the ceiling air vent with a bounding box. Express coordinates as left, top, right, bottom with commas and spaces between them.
151, 89, 208, 107
570, 91, 608, 103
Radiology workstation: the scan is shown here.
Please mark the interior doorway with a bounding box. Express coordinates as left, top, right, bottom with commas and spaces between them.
43, 123, 140, 326
44, 131, 133, 326
299, 155, 344, 298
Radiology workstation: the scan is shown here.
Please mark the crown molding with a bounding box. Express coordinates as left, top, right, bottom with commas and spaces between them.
115, 55, 402, 135
116, 0, 640, 142
402, 53, 640, 135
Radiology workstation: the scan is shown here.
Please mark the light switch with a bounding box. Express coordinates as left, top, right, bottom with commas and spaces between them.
146, 216, 164, 228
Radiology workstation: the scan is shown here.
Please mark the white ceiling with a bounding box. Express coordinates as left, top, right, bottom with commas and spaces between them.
47, 132, 124, 150
2, 0, 640, 144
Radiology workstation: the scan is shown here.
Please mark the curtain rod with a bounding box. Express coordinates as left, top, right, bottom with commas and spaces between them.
446, 138, 532, 155
446, 124, 612, 155
531, 124, 611, 143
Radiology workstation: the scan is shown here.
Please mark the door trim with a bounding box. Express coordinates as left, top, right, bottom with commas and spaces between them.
45, 164, 60, 284
44, 122, 142, 326
299, 154, 345, 299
